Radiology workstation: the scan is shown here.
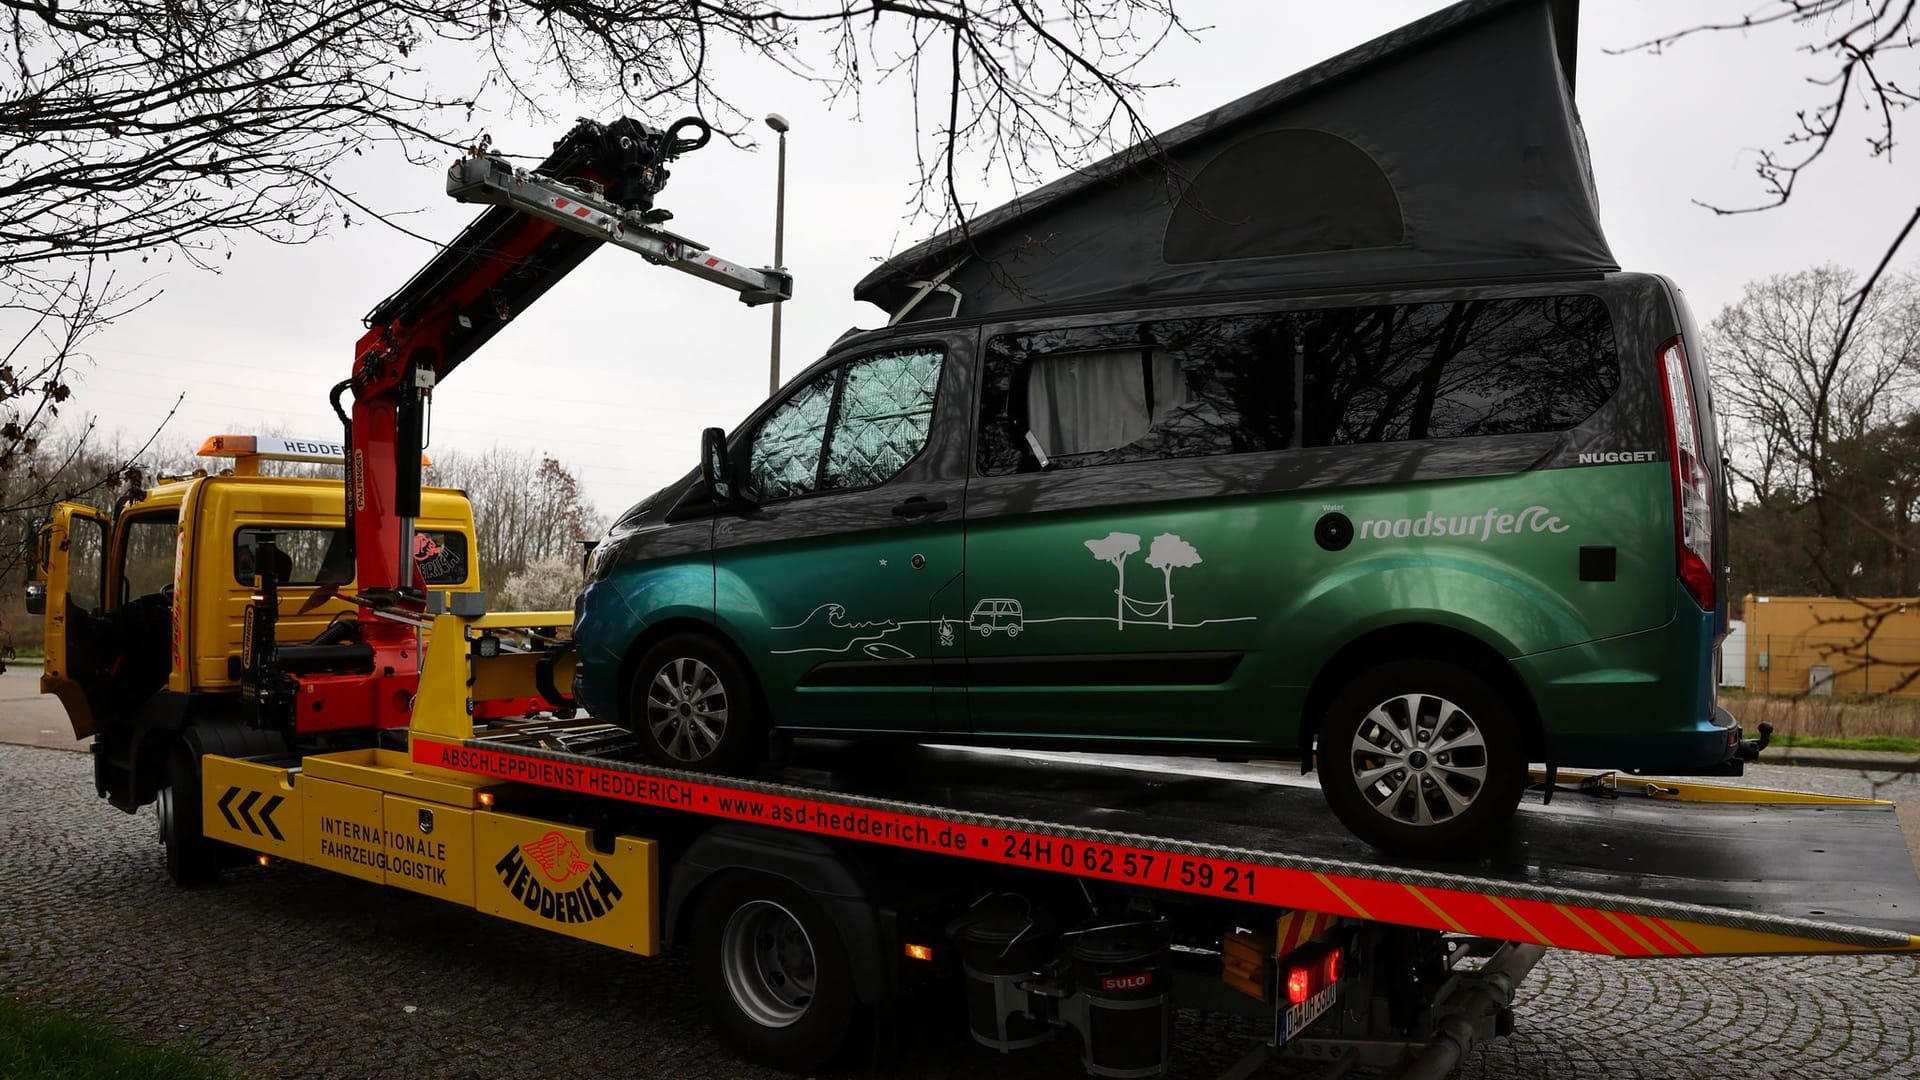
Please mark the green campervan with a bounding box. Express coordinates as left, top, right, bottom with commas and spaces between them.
573, 0, 1753, 855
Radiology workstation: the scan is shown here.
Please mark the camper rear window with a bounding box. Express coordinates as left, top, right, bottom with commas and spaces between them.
977, 295, 1618, 474
233, 528, 470, 586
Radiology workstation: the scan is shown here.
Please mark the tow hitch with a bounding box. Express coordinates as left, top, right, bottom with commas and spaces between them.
1733, 721, 1774, 762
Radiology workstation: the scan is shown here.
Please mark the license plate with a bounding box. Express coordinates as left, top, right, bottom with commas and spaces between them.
1277, 982, 1339, 1046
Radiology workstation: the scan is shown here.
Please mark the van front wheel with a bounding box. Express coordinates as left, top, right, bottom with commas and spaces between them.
1317, 660, 1526, 858
627, 633, 759, 772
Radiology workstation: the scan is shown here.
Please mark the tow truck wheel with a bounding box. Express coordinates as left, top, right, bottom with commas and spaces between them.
157, 746, 221, 887
628, 633, 759, 771
691, 872, 858, 1071
1317, 660, 1527, 859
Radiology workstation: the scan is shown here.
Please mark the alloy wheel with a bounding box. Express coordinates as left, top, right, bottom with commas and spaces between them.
1348, 692, 1491, 827
646, 656, 730, 762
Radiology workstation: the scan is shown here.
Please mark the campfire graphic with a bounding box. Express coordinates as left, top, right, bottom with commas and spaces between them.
520, 831, 592, 884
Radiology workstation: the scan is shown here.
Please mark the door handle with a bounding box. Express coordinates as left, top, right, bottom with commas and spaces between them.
891, 496, 949, 517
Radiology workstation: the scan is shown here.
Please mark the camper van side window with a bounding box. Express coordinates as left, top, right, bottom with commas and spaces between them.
1300, 295, 1618, 445
746, 369, 837, 501
747, 346, 946, 500
820, 347, 944, 490
978, 315, 1296, 475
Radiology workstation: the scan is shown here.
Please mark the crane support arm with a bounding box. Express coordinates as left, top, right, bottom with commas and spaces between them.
446, 155, 793, 306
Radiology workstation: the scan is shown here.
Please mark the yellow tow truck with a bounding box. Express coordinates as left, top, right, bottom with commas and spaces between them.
26, 433, 478, 883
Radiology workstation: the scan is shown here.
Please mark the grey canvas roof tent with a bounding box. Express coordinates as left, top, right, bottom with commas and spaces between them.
857, 0, 1615, 322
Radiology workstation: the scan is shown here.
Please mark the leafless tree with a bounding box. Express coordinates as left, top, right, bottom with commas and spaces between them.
1618, 2, 1919, 329
1711, 265, 1920, 522
2, 1, 1186, 282
428, 446, 605, 588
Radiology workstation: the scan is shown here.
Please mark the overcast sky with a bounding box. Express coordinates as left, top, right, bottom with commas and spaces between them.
66, 1, 1918, 516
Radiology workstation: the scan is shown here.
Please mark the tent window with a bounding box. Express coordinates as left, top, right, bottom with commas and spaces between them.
1163, 129, 1403, 265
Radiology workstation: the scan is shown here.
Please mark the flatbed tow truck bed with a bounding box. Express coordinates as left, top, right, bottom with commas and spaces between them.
418, 720, 1920, 958
193, 684, 1920, 1078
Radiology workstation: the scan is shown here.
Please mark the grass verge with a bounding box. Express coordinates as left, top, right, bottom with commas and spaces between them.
1771, 733, 1920, 755
0, 999, 234, 1080
1722, 689, 1920, 742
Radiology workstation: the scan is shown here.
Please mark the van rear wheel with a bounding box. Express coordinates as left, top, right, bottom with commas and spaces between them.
1317, 660, 1526, 858
626, 633, 759, 772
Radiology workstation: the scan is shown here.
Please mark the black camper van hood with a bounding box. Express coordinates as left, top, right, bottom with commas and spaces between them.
856, 0, 1612, 320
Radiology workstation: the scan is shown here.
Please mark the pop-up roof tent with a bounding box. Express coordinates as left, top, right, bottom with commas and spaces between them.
856, 0, 1613, 322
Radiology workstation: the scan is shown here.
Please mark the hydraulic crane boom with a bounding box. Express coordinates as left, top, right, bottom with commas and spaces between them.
247, 116, 787, 735
446, 154, 791, 304
347, 115, 789, 606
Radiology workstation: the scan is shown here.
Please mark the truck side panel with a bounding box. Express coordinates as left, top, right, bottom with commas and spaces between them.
199, 753, 662, 957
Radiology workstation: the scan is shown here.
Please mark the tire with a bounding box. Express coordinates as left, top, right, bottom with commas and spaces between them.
627, 633, 760, 771
158, 745, 221, 887
1316, 659, 1527, 858
691, 872, 860, 1072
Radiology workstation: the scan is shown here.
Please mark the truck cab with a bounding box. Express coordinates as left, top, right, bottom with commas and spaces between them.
27, 434, 479, 813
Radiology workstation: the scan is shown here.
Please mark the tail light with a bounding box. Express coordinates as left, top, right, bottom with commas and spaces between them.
1286, 964, 1313, 1004
1285, 945, 1344, 1004
1656, 337, 1715, 610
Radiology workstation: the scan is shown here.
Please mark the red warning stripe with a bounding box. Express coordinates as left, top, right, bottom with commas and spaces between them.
415, 740, 1701, 956
1276, 911, 1338, 958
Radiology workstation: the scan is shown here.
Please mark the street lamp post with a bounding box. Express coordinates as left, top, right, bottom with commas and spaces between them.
765, 113, 789, 398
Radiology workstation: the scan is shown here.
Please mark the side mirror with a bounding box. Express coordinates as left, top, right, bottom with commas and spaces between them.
23, 580, 46, 616
700, 426, 733, 502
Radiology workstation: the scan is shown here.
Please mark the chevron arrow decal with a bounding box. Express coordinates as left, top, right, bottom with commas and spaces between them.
258, 795, 285, 841
218, 787, 285, 841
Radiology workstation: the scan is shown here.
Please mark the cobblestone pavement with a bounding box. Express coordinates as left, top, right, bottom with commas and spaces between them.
1, 743, 1915, 1079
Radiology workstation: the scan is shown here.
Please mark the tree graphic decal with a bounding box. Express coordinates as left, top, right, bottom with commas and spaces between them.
1084, 531, 1142, 629
1145, 533, 1202, 628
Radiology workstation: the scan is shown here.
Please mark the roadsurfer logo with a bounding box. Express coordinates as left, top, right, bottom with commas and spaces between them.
1357, 505, 1569, 543
493, 831, 623, 925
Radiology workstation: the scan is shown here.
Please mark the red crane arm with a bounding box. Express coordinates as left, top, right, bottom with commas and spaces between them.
340, 115, 789, 602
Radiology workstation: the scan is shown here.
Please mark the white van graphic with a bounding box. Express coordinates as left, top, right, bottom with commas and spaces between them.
969, 598, 1025, 637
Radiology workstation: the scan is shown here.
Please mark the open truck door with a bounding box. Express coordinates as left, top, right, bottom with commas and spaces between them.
31, 502, 109, 739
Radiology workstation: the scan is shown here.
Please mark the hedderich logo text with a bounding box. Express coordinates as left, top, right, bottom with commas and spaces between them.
493, 831, 622, 925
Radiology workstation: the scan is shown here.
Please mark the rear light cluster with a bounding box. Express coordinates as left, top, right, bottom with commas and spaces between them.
1285, 945, 1343, 1005
1657, 337, 1715, 610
